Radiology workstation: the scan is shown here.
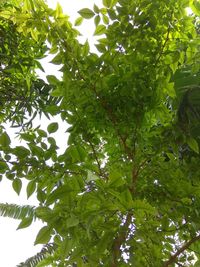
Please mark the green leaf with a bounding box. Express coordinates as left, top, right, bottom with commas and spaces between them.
0, 161, 8, 173
55, 2, 63, 18
96, 43, 107, 53
17, 217, 33, 230
103, 0, 112, 8
34, 226, 52, 245
41, 142, 47, 150
35, 60, 45, 72
66, 145, 79, 162
30, 29, 38, 41
29, 144, 44, 158
46, 185, 73, 205
78, 8, 95, 19
0, 132, 11, 147
12, 179, 22, 195
60, 238, 74, 261
82, 40, 90, 56
46, 75, 60, 85
190, 0, 200, 16
35, 207, 53, 221
37, 129, 47, 138
107, 9, 117, 19
94, 15, 101, 26
187, 137, 199, 154
50, 53, 63, 65
108, 171, 125, 188
93, 4, 99, 13
94, 25, 106, 36
13, 146, 30, 158
37, 189, 46, 203
66, 216, 79, 228
50, 88, 62, 97
74, 17, 83, 26
27, 180, 36, 199
6, 173, 14, 181
20, 133, 35, 142
49, 45, 58, 54
76, 145, 87, 161
47, 137, 57, 146
47, 122, 59, 134
102, 14, 109, 24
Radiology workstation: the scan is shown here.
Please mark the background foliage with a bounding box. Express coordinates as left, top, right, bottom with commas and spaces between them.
0, 0, 200, 266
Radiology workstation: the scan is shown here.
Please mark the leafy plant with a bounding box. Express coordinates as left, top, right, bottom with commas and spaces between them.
0, 0, 200, 266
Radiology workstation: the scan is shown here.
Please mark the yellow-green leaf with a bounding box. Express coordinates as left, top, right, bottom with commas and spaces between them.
74, 16, 83, 26
55, 2, 63, 18
93, 4, 99, 13
78, 8, 95, 19
103, 0, 112, 8
34, 226, 52, 245
94, 25, 106, 36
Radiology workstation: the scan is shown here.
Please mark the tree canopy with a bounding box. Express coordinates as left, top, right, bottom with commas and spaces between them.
0, 0, 200, 266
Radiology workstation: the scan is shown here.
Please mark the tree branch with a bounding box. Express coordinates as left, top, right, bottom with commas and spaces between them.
87, 138, 106, 179
162, 234, 200, 267
90, 84, 134, 160
111, 212, 132, 267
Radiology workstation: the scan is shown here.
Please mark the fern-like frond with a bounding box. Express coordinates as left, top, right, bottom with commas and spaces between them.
17, 243, 57, 267
0, 203, 36, 220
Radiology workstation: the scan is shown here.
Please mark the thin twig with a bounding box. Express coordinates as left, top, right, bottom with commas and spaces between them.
87, 139, 105, 178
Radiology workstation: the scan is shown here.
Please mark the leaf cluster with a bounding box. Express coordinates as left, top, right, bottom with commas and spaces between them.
0, 0, 200, 266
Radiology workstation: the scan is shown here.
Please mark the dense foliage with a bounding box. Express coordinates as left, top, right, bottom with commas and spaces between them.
0, 0, 200, 266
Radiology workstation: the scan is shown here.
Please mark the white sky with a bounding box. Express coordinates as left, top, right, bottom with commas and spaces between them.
0, 1, 101, 266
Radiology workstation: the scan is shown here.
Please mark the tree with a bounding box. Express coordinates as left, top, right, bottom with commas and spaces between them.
0, 0, 58, 128
0, 0, 200, 266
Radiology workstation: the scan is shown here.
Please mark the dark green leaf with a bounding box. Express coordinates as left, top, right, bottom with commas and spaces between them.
0, 161, 8, 173
37, 129, 47, 138
47, 122, 59, 134
0, 132, 11, 147
12, 179, 22, 195
13, 146, 30, 158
